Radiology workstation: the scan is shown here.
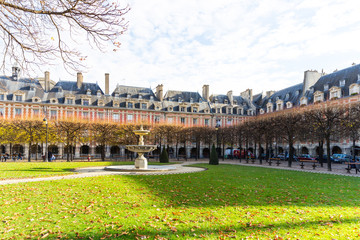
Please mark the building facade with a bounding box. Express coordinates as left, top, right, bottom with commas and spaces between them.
1, 63, 360, 159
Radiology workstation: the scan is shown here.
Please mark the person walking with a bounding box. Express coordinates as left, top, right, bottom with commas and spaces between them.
17, 152, 22, 161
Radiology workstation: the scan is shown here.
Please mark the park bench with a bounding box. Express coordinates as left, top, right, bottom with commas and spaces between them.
299, 160, 318, 169
344, 162, 360, 174
269, 158, 282, 166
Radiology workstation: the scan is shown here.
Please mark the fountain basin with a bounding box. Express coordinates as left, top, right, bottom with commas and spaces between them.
104, 165, 176, 172
126, 145, 157, 153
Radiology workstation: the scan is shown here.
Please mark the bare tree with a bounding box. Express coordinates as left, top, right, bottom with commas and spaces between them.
304, 105, 346, 171
0, 0, 129, 72
90, 121, 118, 161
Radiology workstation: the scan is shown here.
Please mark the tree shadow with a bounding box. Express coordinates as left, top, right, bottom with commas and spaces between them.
120, 164, 360, 208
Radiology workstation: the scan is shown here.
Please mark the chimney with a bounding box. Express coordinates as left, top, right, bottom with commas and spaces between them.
77, 72, 83, 89
266, 90, 275, 98
45, 71, 50, 92
202, 85, 209, 101
302, 70, 322, 96
227, 90, 233, 105
105, 73, 109, 95
12, 66, 20, 81
240, 89, 253, 101
156, 84, 164, 101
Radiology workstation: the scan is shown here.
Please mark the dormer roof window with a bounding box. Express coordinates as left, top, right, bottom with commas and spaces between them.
97, 90, 101, 97
150, 96, 154, 101
324, 84, 329, 91
285, 93, 290, 101
233, 100, 237, 105
139, 95, 142, 99
127, 94, 131, 98
286, 102, 292, 108
190, 98, 193, 103
114, 92, 119, 97
178, 97, 182, 102
86, 89, 91, 95
339, 79, 345, 87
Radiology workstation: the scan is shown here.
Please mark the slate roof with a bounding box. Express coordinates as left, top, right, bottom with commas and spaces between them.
164, 90, 204, 102
260, 83, 303, 109
112, 85, 157, 100
305, 64, 360, 102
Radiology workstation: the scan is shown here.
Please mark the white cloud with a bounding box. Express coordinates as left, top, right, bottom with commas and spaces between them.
37, 0, 360, 96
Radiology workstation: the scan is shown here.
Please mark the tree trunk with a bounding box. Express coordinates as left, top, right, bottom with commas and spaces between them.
352, 139, 356, 161
326, 137, 332, 171
101, 144, 105, 161
288, 138, 293, 167
28, 142, 31, 162
318, 141, 324, 167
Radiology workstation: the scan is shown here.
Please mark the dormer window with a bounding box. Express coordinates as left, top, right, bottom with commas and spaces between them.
97, 90, 101, 97
260, 109, 265, 114
224, 99, 228, 104
295, 90, 300, 96
300, 96, 308, 106
276, 96, 279, 101
199, 98, 202, 103
190, 98, 193, 103
139, 95, 142, 99
98, 100, 104, 106
50, 98, 58, 104
266, 102, 273, 113
247, 109, 253, 116
324, 84, 329, 91
349, 83, 360, 95
329, 86, 341, 100
114, 93, 119, 97
15, 95, 23, 102
86, 89, 91, 95
285, 93, 290, 101
82, 99, 90, 106
340, 79, 345, 87
286, 102, 293, 108
113, 101, 119, 107
309, 87, 314, 94
127, 94, 131, 98
168, 106, 173, 111
276, 99, 283, 111
32, 97, 40, 103
234, 100, 237, 105
150, 96, 154, 101
178, 97, 182, 102
192, 107, 198, 113
313, 91, 323, 103
0, 94, 5, 101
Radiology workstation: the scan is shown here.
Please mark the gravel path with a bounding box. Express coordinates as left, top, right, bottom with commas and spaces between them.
0, 160, 358, 185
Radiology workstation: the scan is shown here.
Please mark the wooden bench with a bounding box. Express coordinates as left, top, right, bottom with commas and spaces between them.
344, 162, 360, 174
269, 158, 282, 166
300, 160, 318, 169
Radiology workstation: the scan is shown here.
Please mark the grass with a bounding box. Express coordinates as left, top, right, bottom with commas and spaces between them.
0, 161, 176, 180
0, 164, 360, 239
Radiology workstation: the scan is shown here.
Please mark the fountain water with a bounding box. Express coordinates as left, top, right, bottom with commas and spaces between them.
104, 125, 176, 172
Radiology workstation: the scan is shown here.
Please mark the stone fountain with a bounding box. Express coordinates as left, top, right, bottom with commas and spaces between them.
104, 125, 175, 172
126, 125, 157, 169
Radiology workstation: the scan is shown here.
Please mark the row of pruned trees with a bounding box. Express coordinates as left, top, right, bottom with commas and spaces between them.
239, 102, 360, 171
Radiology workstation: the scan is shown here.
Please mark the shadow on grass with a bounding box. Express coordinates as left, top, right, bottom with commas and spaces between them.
121, 164, 360, 208
42, 216, 359, 239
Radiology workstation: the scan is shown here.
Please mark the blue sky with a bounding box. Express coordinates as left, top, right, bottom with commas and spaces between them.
42, 0, 360, 96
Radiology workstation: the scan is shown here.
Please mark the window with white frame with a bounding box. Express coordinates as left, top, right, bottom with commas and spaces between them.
204, 119, 209, 126
180, 106, 185, 112
217, 108, 221, 113
329, 87, 341, 99
141, 103, 147, 109
67, 98, 74, 105
180, 117, 185, 124
154, 116, 160, 123
247, 109, 253, 116
266, 103, 273, 113
324, 84, 329, 91
259, 109, 265, 114
168, 117, 173, 123
340, 79, 345, 87
82, 99, 90, 106
113, 113, 120, 121
227, 108, 232, 114
300, 97, 308, 105
82, 111, 89, 119
127, 102, 133, 108
127, 114, 133, 122
33, 109, 39, 116
238, 108, 243, 115
192, 107, 198, 113
286, 102, 292, 108
193, 118, 198, 125
98, 112, 104, 119
15, 108, 21, 116
0, 94, 5, 100
349, 84, 360, 95
15, 95, 22, 102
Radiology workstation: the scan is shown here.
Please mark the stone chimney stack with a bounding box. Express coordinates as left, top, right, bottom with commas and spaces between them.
227, 90, 233, 104
266, 90, 275, 98
156, 84, 164, 101
77, 72, 83, 89
12, 66, 20, 81
240, 89, 253, 102
105, 73, 109, 95
202, 85, 209, 101
45, 71, 50, 92
302, 70, 322, 96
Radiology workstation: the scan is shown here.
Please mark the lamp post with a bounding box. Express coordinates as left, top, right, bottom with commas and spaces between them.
43, 118, 48, 162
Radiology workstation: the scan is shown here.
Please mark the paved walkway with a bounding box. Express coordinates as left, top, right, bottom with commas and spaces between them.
0, 159, 358, 185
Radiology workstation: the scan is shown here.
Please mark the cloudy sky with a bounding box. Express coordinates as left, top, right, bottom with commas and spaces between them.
44, 0, 360, 96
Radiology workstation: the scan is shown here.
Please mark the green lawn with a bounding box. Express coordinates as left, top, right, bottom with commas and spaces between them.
0, 164, 360, 239
0, 162, 130, 180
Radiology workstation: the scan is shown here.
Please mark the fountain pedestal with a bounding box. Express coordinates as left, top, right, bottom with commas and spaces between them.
104, 125, 175, 173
